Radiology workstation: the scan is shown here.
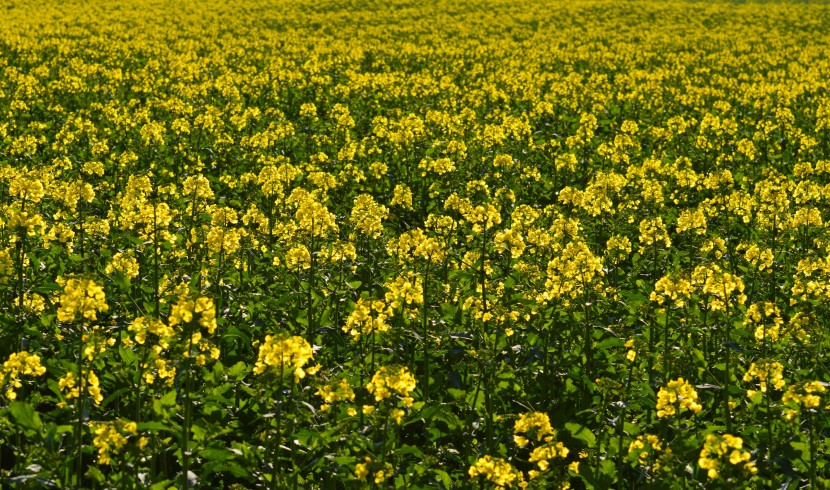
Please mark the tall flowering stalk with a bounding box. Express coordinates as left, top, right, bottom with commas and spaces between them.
57, 278, 109, 487
254, 333, 318, 489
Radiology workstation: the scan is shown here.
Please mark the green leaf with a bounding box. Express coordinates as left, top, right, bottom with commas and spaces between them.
137, 421, 176, 433
595, 337, 624, 350
433, 469, 452, 489
446, 388, 465, 401
118, 346, 139, 365
113, 271, 131, 291
228, 361, 248, 379
417, 402, 444, 421
333, 456, 356, 465
200, 448, 234, 461
397, 444, 424, 458
8, 401, 43, 434
466, 389, 485, 411
565, 422, 596, 448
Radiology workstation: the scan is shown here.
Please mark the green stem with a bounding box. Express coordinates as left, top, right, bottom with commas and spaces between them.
307, 236, 316, 342
617, 360, 635, 470
723, 329, 732, 434
153, 201, 160, 319
271, 364, 284, 490
809, 410, 817, 489
182, 324, 194, 490
663, 309, 671, 380
75, 339, 85, 489
422, 264, 430, 401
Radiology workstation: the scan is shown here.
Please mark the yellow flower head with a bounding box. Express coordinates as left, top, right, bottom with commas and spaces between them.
366, 366, 417, 402
656, 378, 702, 418
253, 334, 317, 383
57, 278, 108, 323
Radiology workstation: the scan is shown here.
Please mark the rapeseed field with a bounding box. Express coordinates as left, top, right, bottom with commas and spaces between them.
1, 0, 830, 487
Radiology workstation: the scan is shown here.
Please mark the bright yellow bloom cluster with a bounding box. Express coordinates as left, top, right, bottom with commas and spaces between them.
675, 209, 707, 235
350, 194, 388, 239
253, 334, 318, 383
692, 264, 747, 312
387, 228, 446, 263
650, 274, 693, 308
743, 302, 784, 343
105, 252, 140, 279
57, 278, 109, 322
541, 240, 604, 302
513, 412, 568, 476
513, 412, 555, 447
781, 381, 828, 421
743, 360, 786, 397
390, 184, 413, 210
739, 243, 774, 272
91, 420, 147, 465
384, 273, 424, 310
2, 351, 46, 400
82, 326, 116, 361
124, 316, 173, 348
468, 455, 527, 489
638, 217, 671, 251
58, 370, 103, 405
366, 366, 416, 404
354, 457, 394, 485
168, 296, 217, 334
294, 196, 338, 238
205, 206, 247, 255
494, 228, 526, 259
605, 234, 632, 262
698, 434, 756, 479
342, 298, 391, 338
656, 378, 702, 418
628, 434, 669, 471
315, 378, 356, 412
284, 244, 311, 270
529, 444, 569, 473
445, 193, 502, 234
9, 172, 46, 203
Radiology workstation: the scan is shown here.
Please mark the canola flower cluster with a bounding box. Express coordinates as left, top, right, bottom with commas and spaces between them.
365, 366, 417, 405
1, 351, 46, 400
468, 455, 527, 489
656, 378, 703, 419
91, 420, 148, 465
56, 278, 109, 323
698, 434, 757, 480
628, 434, 670, 472
253, 334, 319, 382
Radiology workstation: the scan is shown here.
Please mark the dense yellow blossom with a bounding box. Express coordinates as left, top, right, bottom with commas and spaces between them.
92, 420, 147, 465
743, 360, 786, 397
168, 296, 217, 334
698, 434, 756, 479
781, 381, 828, 421
2, 0, 830, 485
253, 334, 318, 383
315, 378, 356, 412
343, 298, 391, 338
366, 366, 416, 404
2, 352, 47, 400
468, 455, 527, 489
58, 370, 104, 405
656, 378, 702, 418
57, 278, 109, 323
105, 252, 140, 279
